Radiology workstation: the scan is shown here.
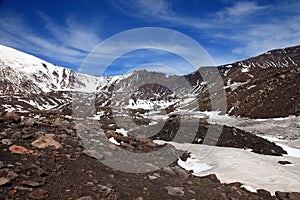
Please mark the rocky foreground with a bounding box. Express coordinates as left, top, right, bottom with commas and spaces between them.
1, 111, 300, 200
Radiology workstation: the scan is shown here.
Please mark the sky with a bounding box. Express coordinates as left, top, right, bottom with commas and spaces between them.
0, 0, 300, 76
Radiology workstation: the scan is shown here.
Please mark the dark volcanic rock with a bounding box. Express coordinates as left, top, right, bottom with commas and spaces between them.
151, 117, 287, 156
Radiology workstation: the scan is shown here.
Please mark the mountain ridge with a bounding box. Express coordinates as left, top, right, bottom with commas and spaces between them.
0, 44, 299, 118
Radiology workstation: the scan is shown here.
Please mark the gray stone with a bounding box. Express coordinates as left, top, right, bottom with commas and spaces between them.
6, 171, 18, 180
163, 166, 175, 175
0, 177, 10, 186
14, 186, 33, 191
4, 112, 20, 123
173, 166, 189, 179
2, 139, 12, 146
22, 180, 41, 187
25, 118, 35, 127
296, 122, 300, 128
11, 132, 21, 139
77, 196, 93, 200
148, 175, 158, 180
167, 187, 184, 197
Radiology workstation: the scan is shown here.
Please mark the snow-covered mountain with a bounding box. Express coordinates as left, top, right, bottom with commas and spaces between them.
187, 45, 300, 118
0, 44, 299, 118
0, 44, 123, 94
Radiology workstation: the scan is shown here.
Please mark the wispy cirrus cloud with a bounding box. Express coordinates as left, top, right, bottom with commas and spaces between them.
38, 12, 102, 52
216, 1, 268, 19
110, 0, 173, 17
0, 12, 102, 69
110, 0, 300, 65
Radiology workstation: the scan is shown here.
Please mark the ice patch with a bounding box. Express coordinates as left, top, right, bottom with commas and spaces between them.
277, 143, 300, 158
259, 135, 300, 158
156, 140, 300, 194
178, 157, 212, 173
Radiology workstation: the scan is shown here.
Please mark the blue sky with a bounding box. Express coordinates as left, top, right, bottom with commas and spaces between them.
0, 0, 300, 76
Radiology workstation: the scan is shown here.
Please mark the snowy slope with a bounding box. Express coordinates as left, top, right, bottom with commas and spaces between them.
1, 44, 299, 116
0, 44, 115, 94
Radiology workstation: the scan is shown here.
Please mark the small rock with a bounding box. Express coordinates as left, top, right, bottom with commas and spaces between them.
0, 161, 4, 169
0, 168, 9, 175
4, 112, 21, 123
173, 166, 189, 179
31, 134, 62, 149
9, 145, 33, 154
135, 197, 143, 200
145, 141, 157, 148
6, 171, 18, 180
2, 139, 13, 146
22, 133, 36, 140
11, 132, 21, 139
278, 160, 292, 165
231, 127, 237, 134
148, 175, 158, 180
98, 184, 113, 196
28, 189, 49, 199
34, 166, 48, 177
25, 118, 35, 127
296, 122, 300, 128
0, 177, 10, 186
77, 196, 93, 200
22, 180, 41, 187
162, 166, 176, 175
14, 186, 34, 191
187, 189, 196, 195
167, 187, 184, 197
0, 132, 7, 137
83, 150, 104, 160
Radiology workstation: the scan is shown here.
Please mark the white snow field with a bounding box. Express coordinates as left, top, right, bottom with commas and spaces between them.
155, 111, 300, 194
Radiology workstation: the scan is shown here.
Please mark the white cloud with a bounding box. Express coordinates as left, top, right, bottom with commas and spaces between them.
219, 1, 267, 18
38, 12, 102, 52
111, 0, 172, 17
216, 15, 300, 57
0, 12, 102, 68
111, 0, 300, 66
134, 0, 172, 16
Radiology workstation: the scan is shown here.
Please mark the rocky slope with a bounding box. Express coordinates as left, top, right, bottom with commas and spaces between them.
1, 111, 299, 200
2, 44, 299, 118
1, 44, 300, 199
188, 45, 300, 118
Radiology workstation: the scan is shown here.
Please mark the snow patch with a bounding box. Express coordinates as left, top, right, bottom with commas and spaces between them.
241, 185, 257, 193
116, 128, 128, 136
108, 137, 120, 145
178, 157, 212, 173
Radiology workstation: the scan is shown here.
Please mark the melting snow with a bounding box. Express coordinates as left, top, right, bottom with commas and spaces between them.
177, 157, 212, 173
241, 68, 249, 73
156, 141, 300, 194
108, 137, 120, 145
241, 185, 257, 193
116, 128, 128, 136
259, 135, 300, 158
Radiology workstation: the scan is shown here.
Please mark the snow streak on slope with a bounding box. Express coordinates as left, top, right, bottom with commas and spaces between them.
0, 44, 115, 93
